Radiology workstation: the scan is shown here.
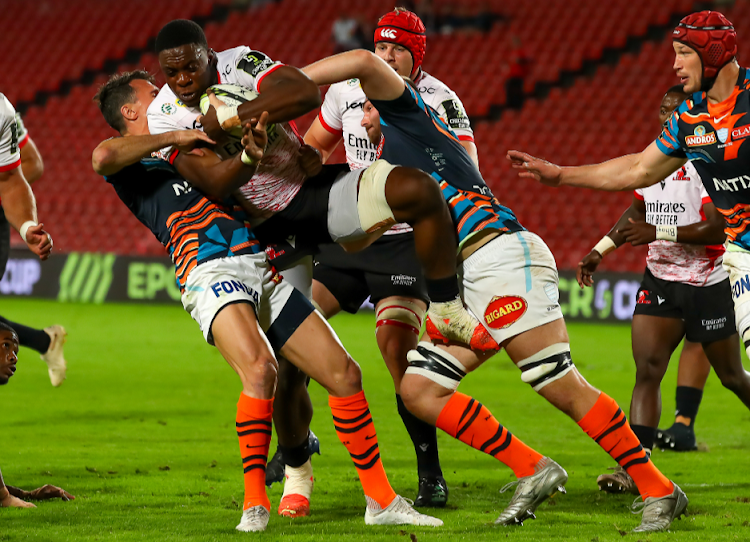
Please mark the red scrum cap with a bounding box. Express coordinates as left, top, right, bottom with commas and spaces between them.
673, 11, 737, 80
375, 8, 426, 78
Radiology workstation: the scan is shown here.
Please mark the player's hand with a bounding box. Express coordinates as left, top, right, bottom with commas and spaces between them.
241, 112, 269, 164
577, 250, 602, 288
197, 90, 224, 141
24, 223, 53, 260
26, 484, 75, 502
507, 150, 563, 187
297, 144, 323, 178
172, 129, 215, 153
620, 218, 656, 246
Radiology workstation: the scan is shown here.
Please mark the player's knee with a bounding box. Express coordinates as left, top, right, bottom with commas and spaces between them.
714, 364, 749, 393
328, 352, 363, 394
517, 343, 575, 392
633, 351, 669, 383
238, 352, 278, 392
405, 343, 467, 393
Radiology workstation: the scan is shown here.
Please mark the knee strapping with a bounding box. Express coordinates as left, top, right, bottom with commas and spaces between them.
357, 160, 397, 233
517, 343, 574, 392
406, 343, 467, 391
376, 299, 425, 335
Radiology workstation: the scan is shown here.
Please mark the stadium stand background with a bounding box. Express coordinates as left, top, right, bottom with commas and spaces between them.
3, 0, 747, 271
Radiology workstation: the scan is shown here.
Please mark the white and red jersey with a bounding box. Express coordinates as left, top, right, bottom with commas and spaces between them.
0, 94, 21, 173
147, 46, 307, 215
634, 161, 726, 287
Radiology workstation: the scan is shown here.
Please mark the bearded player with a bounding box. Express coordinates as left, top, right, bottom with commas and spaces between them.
577, 85, 742, 493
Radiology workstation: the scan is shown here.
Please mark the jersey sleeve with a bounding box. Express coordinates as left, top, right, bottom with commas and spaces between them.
0, 95, 21, 172
146, 108, 182, 163
433, 89, 473, 142
655, 110, 687, 158
318, 84, 343, 134
634, 188, 644, 200
14, 112, 29, 149
232, 47, 285, 92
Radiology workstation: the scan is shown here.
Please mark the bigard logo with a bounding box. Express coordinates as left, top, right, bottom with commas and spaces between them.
686, 125, 716, 147
484, 295, 527, 329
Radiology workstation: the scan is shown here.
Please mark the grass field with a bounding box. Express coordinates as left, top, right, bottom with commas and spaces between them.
1, 299, 749, 541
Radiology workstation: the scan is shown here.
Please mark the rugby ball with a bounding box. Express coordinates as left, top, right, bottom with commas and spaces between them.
199, 83, 259, 140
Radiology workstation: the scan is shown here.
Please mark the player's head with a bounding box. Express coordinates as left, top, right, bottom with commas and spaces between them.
659, 85, 688, 127
374, 7, 426, 79
361, 99, 382, 144
155, 19, 216, 107
0, 322, 19, 385
672, 11, 737, 92
95, 71, 159, 136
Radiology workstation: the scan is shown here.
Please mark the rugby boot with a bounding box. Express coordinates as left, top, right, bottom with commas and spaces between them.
414, 475, 449, 508
596, 466, 639, 495
631, 483, 688, 532
495, 458, 568, 526
426, 298, 499, 352
655, 423, 698, 451
236, 505, 270, 532
41, 325, 67, 387
365, 495, 443, 526
266, 430, 321, 487
278, 459, 313, 518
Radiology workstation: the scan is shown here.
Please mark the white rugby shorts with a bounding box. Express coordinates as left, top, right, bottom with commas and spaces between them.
460, 231, 564, 345
181, 253, 313, 349
721, 246, 750, 333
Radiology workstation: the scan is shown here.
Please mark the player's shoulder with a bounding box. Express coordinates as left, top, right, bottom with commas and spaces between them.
217, 45, 253, 70
0, 93, 15, 121
417, 72, 461, 104
147, 85, 193, 123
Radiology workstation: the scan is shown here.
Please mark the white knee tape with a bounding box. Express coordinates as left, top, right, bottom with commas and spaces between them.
376, 299, 425, 335
406, 343, 467, 391
357, 159, 397, 233
310, 299, 325, 317
517, 343, 574, 392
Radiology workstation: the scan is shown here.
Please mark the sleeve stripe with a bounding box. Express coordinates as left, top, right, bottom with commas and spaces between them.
18, 133, 29, 149
0, 158, 21, 172
168, 149, 179, 164
255, 63, 285, 90
318, 114, 342, 135
633, 191, 644, 201
701, 196, 712, 205
457, 135, 475, 142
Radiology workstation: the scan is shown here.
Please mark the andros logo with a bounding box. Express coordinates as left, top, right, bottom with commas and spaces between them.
484, 296, 527, 329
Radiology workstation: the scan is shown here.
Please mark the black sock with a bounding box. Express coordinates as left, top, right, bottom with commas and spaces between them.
675, 386, 703, 426
396, 394, 443, 478
0, 316, 50, 354
278, 433, 311, 468
631, 424, 656, 451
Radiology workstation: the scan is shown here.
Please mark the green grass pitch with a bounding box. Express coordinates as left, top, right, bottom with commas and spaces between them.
1, 299, 749, 541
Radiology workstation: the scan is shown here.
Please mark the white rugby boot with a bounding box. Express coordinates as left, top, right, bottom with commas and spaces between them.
278, 459, 313, 517
365, 495, 443, 526
41, 325, 67, 387
236, 505, 270, 532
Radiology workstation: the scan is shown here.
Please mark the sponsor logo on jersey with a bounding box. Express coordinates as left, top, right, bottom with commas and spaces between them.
673, 167, 691, 181
732, 125, 750, 141
484, 295, 527, 329
702, 316, 726, 330
161, 103, 177, 115
391, 274, 417, 286
717, 127, 729, 144
238, 51, 275, 78
712, 175, 750, 192
685, 125, 716, 147
441, 99, 470, 130
346, 78, 360, 87
380, 28, 397, 39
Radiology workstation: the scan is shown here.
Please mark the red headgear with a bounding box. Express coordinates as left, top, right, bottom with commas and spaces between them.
374, 8, 426, 78
673, 11, 737, 81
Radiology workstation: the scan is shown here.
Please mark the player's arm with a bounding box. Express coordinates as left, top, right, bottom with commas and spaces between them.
92, 130, 215, 176
0, 166, 51, 260
303, 116, 342, 163
303, 49, 405, 102
577, 195, 645, 288
19, 136, 43, 183
508, 141, 687, 191
460, 140, 479, 167
238, 66, 320, 125
621, 199, 726, 247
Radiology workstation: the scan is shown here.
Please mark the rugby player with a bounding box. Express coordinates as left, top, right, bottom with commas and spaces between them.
508, 10, 750, 425
298, 49, 688, 532
0, 111, 66, 387
577, 85, 741, 493
146, 19, 492, 516
291, 7, 477, 507
92, 71, 442, 531
0, 322, 75, 508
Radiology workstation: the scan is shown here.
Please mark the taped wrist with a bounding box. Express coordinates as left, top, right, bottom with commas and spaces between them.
426, 276, 460, 303
216, 104, 240, 131
517, 343, 574, 391
406, 343, 467, 391
655, 225, 678, 242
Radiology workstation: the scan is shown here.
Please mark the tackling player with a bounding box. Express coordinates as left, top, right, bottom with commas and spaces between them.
576, 85, 740, 493
508, 10, 750, 426
0, 111, 67, 387
298, 49, 688, 532
92, 71, 442, 531
297, 7, 477, 507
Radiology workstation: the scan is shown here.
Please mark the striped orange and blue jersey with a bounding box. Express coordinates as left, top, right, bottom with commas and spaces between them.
105, 158, 261, 291
370, 86, 524, 244
656, 67, 750, 250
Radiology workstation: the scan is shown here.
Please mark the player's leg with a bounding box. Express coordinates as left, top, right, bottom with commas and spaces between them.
655, 340, 710, 451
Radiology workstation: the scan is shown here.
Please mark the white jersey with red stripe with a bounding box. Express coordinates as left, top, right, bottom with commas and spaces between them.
634, 161, 727, 287
0, 94, 21, 172
147, 46, 307, 214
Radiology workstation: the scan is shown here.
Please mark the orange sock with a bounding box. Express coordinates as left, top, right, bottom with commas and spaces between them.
578, 392, 673, 499
329, 391, 397, 510
436, 392, 544, 478
236, 393, 273, 511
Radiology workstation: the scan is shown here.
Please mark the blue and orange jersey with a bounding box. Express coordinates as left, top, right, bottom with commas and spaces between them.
656, 67, 750, 250
105, 158, 261, 291
370, 86, 524, 245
